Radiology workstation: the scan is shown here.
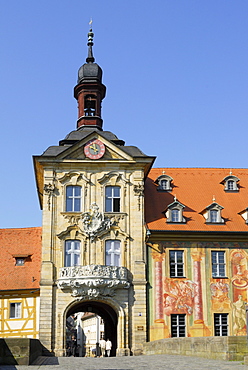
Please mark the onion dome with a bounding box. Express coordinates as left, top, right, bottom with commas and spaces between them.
77, 28, 103, 84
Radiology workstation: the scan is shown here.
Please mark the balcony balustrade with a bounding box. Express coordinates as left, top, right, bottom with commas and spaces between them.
57, 264, 131, 298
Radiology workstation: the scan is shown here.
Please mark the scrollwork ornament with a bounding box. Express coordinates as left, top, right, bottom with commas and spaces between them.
44, 183, 56, 211
133, 183, 144, 211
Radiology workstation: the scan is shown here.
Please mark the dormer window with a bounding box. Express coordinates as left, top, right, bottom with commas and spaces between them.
238, 208, 248, 224
221, 174, 240, 192
165, 198, 185, 223
201, 202, 224, 224
155, 174, 173, 191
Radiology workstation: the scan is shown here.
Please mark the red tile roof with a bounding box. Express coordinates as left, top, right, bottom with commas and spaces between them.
0, 227, 42, 291
145, 168, 248, 232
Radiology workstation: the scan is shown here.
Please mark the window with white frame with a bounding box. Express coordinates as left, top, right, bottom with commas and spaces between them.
105, 186, 120, 212
227, 180, 234, 191
212, 251, 226, 278
169, 250, 184, 277
65, 240, 81, 267
171, 209, 180, 222
160, 179, 168, 190
171, 314, 186, 337
105, 240, 121, 266
10, 302, 21, 319
214, 313, 228, 336
210, 210, 218, 223
66, 185, 81, 212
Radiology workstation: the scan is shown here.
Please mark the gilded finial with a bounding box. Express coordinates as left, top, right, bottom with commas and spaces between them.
212, 195, 215, 202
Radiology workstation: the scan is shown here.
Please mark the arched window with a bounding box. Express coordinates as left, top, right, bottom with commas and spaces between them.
84, 95, 96, 116
65, 240, 81, 267
66, 185, 81, 212
105, 240, 121, 266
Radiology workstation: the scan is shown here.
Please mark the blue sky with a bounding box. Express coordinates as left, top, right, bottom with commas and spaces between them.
1, 1, 248, 228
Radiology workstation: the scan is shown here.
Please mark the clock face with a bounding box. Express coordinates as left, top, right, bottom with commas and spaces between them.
84, 139, 105, 159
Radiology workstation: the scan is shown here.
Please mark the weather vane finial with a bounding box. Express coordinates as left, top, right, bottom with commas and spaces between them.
86, 19, 95, 63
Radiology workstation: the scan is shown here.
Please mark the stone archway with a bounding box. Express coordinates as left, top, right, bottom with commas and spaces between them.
65, 300, 118, 357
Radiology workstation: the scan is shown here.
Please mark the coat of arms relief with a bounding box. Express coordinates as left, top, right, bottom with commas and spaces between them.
62, 202, 125, 241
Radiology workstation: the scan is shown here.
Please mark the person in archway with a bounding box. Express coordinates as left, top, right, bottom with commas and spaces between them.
106, 339, 112, 357
71, 335, 77, 357
99, 337, 106, 357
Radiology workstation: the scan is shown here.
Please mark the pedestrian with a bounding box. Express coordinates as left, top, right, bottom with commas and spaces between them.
99, 338, 106, 357
71, 335, 77, 357
106, 338, 112, 357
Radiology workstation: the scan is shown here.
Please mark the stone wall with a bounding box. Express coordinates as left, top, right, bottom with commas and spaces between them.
0, 338, 49, 365
143, 336, 248, 361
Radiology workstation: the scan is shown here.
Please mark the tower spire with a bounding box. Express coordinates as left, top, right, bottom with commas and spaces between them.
86, 22, 95, 63
74, 24, 106, 130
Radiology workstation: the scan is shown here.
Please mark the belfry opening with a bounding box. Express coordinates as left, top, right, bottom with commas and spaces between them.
65, 301, 118, 357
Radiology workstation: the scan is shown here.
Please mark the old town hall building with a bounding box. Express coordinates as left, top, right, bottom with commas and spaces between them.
0, 29, 248, 357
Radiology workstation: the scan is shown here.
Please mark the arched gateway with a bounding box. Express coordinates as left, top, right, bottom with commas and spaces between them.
65, 300, 118, 356
34, 27, 155, 357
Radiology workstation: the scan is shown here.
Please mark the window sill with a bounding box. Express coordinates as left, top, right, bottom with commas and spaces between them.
61, 211, 81, 214
104, 212, 127, 216
205, 222, 224, 225
212, 276, 228, 279
166, 222, 186, 224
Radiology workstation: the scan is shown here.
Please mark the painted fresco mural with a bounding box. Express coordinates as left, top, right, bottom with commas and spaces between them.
148, 241, 248, 341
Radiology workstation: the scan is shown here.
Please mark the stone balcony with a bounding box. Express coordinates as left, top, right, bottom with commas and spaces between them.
57, 264, 131, 299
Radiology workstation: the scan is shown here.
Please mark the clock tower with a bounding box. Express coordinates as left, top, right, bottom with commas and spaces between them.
74, 28, 106, 130
34, 27, 155, 357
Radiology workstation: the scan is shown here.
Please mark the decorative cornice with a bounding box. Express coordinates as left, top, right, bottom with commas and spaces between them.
58, 172, 90, 185
97, 171, 129, 185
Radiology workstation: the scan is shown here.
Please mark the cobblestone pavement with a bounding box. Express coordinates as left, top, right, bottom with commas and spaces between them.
0, 354, 247, 370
